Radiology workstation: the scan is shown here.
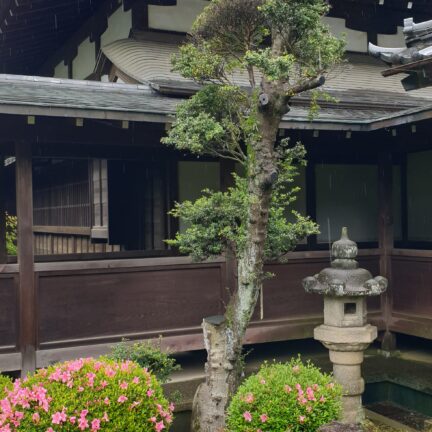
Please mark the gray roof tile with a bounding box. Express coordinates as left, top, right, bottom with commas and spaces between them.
0, 74, 431, 131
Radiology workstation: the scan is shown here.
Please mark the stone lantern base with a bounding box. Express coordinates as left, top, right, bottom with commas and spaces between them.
314, 324, 377, 424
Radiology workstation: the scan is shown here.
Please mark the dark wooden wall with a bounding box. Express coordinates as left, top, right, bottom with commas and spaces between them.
389, 251, 432, 340
0, 253, 383, 372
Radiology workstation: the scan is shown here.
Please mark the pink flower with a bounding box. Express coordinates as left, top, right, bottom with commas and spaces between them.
132, 377, 140, 384
52, 410, 67, 424
155, 421, 165, 431
260, 414, 268, 423
94, 361, 103, 371
70, 417, 76, 424
284, 385, 292, 393
119, 381, 128, 390
91, 419, 101, 431
86, 373, 96, 387
299, 415, 306, 424
102, 412, 109, 422
117, 395, 128, 403
244, 393, 255, 404
105, 368, 116, 378
320, 395, 326, 403
104, 397, 110, 405
78, 417, 89, 430
100, 380, 108, 388
243, 411, 252, 422
120, 361, 132, 372
32, 413, 40, 423
147, 389, 155, 397
306, 387, 316, 401
46, 428, 55, 432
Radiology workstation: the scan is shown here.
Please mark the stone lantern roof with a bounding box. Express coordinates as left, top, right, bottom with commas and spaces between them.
303, 228, 387, 297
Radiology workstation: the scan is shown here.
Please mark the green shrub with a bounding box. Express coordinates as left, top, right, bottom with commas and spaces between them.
0, 373, 12, 398
6, 213, 17, 255
0, 357, 174, 431
227, 358, 342, 432
110, 338, 181, 384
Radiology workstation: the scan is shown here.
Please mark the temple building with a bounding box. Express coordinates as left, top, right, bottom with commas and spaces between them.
1, 0, 432, 378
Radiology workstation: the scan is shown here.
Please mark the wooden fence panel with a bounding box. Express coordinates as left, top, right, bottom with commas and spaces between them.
0, 276, 18, 351
36, 263, 225, 348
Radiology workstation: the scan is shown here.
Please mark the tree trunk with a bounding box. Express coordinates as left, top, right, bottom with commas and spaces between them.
191, 101, 282, 431
191, 316, 242, 432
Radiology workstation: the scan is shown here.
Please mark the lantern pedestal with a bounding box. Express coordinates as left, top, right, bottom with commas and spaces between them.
315, 324, 377, 423
303, 227, 387, 425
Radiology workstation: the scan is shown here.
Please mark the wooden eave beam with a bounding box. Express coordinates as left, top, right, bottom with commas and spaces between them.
124, 0, 177, 10
10, 1, 93, 16
0, 103, 429, 134
0, 104, 170, 124
38, 0, 120, 76
382, 57, 432, 77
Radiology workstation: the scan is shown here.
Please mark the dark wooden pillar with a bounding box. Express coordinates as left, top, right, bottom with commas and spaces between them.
378, 152, 396, 351
15, 141, 36, 375
220, 159, 236, 191
0, 155, 6, 264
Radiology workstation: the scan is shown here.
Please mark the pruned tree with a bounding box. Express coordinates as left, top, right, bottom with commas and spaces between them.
162, 1, 345, 430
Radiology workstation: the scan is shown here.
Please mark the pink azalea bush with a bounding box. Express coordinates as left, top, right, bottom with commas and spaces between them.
0, 358, 174, 431
227, 358, 342, 432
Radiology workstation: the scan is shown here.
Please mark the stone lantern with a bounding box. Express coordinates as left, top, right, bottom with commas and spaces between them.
303, 227, 387, 424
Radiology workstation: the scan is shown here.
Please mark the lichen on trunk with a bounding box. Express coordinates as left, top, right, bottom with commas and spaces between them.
191, 111, 281, 431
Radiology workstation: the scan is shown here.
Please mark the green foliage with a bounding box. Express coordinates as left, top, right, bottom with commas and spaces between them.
172, 43, 228, 83
259, 0, 345, 79
162, 85, 253, 162
0, 358, 174, 431
110, 338, 181, 384
227, 358, 342, 432
245, 48, 295, 82
173, 0, 345, 88
0, 374, 12, 398
164, 1, 345, 261
167, 143, 318, 262
6, 213, 17, 255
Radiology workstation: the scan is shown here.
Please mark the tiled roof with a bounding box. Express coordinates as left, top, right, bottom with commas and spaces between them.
0, 74, 431, 131
100, 39, 432, 99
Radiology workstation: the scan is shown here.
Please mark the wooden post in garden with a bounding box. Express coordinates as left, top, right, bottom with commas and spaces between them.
15, 141, 36, 376
378, 152, 396, 351
0, 155, 6, 264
